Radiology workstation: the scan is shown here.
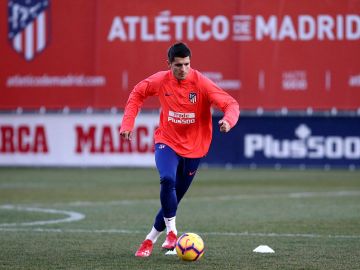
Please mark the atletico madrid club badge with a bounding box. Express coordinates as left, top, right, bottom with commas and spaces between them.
8, 0, 51, 61
189, 92, 197, 104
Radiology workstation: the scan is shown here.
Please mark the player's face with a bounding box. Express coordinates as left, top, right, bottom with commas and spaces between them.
169, 57, 191, 80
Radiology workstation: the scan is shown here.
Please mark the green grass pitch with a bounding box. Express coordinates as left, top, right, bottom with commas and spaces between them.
0, 167, 360, 269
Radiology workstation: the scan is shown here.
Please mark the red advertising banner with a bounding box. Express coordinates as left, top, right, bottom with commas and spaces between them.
1, 0, 360, 110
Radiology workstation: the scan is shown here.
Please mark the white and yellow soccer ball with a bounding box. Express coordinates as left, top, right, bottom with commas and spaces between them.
175, 233, 204, 261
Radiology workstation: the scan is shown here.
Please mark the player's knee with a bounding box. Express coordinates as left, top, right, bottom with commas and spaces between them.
160, 175, 176, 189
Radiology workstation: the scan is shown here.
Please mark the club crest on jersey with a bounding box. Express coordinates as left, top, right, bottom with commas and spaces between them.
8, 0, 51, 61
189, 92, 197, 104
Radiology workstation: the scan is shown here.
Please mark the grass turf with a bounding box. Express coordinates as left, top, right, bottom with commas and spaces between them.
0, 168, 359, 269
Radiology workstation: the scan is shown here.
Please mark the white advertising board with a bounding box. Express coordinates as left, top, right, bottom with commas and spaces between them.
0, 113, 159, 167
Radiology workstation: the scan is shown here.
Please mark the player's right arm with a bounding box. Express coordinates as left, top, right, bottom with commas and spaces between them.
120, 80, 152, 140
120, 130, 132, 140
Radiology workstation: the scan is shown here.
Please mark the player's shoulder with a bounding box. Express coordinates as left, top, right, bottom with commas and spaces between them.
145, 71, 171, 86
190, 69, 209, 83
190, 69, 213, 89
147, 71, 169, 82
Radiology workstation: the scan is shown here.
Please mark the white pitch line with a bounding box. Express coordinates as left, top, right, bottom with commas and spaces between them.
193, 190, 360, 202
0, 227, 359, 239
61, 199, 159, 207
46, 190, 360, 207
288, 191, 360, 198
0, 205, 85, 227
201, 231, 360, 239
0, 228, 141, 234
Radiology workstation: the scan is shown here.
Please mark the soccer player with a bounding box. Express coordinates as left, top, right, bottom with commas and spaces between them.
120, 42, 240, 257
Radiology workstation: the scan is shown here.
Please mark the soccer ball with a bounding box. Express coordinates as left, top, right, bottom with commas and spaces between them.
176, 233, 204, 261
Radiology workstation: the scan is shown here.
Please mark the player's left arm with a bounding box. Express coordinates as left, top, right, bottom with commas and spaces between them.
218, 118, 231, 133
202, 76, 240, 133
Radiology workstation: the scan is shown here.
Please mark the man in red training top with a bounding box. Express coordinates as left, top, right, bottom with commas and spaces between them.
120, 42, 240, 257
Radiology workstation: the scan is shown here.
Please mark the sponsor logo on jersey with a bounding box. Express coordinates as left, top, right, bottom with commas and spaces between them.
8, 0, 51, 61
168, 110, 195, 124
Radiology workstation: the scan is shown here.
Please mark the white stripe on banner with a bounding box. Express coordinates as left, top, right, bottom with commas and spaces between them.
13, 33, 22, 52
37, 12, 46, 52
25, 22, 34, 60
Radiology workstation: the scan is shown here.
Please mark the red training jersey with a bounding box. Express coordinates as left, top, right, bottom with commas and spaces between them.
120, 68, 240, 158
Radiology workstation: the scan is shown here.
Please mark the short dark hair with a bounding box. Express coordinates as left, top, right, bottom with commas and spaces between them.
167, 42, 191, 63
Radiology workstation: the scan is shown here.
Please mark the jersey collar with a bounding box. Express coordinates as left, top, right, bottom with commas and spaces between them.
169, 68, 194, 84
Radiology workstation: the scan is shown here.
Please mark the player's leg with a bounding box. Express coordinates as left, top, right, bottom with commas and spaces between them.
152, 157, 200, 232
135, 144, 179, 256
159, 157, 201, 250
154, 144, 181, 249
156, 144, 180, 225
175, 157, 201, 204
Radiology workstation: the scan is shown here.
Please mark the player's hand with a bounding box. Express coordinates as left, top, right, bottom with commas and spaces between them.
120, 130, 132, 140
218, 119, 231, 133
